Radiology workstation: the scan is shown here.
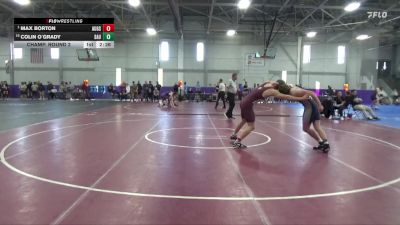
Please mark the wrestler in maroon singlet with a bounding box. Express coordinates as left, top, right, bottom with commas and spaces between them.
239, 82, 272, 123
231, 81, 308, 149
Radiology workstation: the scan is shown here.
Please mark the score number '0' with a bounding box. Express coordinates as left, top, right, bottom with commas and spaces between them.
103, 24, 114, 32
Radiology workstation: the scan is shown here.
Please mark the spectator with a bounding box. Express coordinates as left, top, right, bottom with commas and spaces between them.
156, 81, 161, 92
238, 83, 244, 100
31, 82, 39, 100
137, 81, 142, 102
153, 87, 160, 101
392, 88, 399, 105
130, 81, 138, 102
1, 81, 9, 100
119, 82, 128, 101
243, 81, 249, 97
47, 82, 56, 100
345, 90, 379, 120
148, 81, 154, 102
334, 91, 346, 119
19, 82, 27, 99
377, 87, 391, 105
82, 80, 90, 101
60, 81, 67, 100
184, 82, 189, 100
27, 81, 32, 99
173, 82, 179, 94
325, 85, 335, 97
38, 82, 45, 100
371, 88, 379, 110
143, 81, 149, 102
215, 78, 226, 109
66, 82, 74, 100
108, 83, 115, 98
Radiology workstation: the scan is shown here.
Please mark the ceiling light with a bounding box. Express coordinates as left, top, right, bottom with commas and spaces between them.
14, 0, 30, 5
306, 31, 317, 38
237, 0, 251, 10
227, 30, 236, 36
344, 2, 361, 12
146, 27, 157, 36
128, 0, 141, 8
356, 34, 371, 40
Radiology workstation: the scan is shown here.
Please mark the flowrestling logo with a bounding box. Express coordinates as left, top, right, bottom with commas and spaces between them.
367, 11, 388, 19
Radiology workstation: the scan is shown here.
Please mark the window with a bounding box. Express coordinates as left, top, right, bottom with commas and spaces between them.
315, 81, 320, 90
338, 45, 345, 64
196, 42, 204, 62
159, 41, 169, 61
14, 48, 23, 59
157, 68, 164, 86
281, 71, 287, 83
51, 48, 59, 59
116, 68, 122, 86
315, 81, 321, 96
303, 45, 311, 64
383, 62, 387, 70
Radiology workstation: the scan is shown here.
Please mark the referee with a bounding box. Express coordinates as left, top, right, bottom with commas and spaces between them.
225, 73, 238, 119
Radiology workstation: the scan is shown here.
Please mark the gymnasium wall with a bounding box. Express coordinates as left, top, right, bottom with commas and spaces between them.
0, 34, 392, 90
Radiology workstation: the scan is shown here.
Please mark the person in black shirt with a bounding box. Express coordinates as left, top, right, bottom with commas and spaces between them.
38, 82, 45, 100
148, 81, 154, 102
345, 90, 379, 120
142, 81, 149, 102
172, 82, 179, 106
156, 81, 161, 91
108, 83, 115, 98
173, 82, 179, 93
137, 81, 142, 101
334, 91, 346, 118
27, 81, 32, 99
325, 85, 335, 97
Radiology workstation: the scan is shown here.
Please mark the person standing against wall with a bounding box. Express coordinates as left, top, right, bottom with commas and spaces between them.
38, 82, 45, 100
131, 81, 138, 102
225, 73, 238, 119
215, 79, 226, 109
137, 81, 142, 102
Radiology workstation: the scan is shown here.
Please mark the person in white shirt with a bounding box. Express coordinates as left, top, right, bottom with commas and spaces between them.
215, 79, 226, 109
392, 88, 399, 105
225, 73, 238, 119
377, 87, 391, 104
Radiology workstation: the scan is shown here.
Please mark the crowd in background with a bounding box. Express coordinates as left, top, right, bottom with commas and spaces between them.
322, 85, 399, 121
107, 81, 162, 102
371, 87, 399, 107
2, 80, 399, 117
18, 81, 74, 100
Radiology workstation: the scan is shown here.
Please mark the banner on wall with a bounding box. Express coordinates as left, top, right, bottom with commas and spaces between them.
245, 54, 265, 66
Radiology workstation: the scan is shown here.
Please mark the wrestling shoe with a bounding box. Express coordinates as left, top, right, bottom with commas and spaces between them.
233, 140, 247, 149
313, 142, 330, 153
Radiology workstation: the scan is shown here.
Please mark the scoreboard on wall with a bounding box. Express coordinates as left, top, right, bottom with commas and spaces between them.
14, 18, 114, 48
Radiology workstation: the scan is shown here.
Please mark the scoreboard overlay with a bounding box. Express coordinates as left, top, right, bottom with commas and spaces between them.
14, 18, 114, 48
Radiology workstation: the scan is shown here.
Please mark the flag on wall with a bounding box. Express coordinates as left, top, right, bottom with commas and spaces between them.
30, 48, 44, 64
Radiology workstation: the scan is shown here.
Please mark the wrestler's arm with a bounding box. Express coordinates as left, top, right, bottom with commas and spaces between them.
263, 89, 307, 101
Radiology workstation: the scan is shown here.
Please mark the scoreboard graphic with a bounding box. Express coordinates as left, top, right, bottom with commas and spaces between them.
14, 18, 115, 48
